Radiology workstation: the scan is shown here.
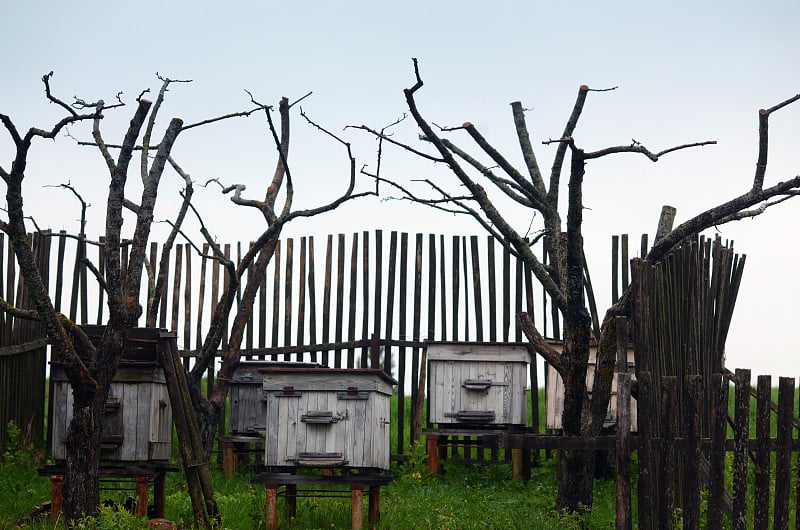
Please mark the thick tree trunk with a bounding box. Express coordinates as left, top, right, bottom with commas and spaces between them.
62, 392, 106, 525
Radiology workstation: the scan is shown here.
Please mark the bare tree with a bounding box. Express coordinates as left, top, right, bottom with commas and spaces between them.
359, 59, 800, 513
1, 73, 369, 526
148, 93, 372, 460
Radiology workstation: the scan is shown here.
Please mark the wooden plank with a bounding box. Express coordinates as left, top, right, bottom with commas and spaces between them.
502, 242, 510, 343
371, 231, 382, 367
682, 374, 702, 530
754, 375, 771, 530
615, 371, 632, 530
462, 237, 470, 340
296, 237, 307, 361
258, 241, 268, 355
451, 235, 460, 340
384, 232, 398, 374
611, 235, 619, 303
732, 368, 750, 530
183, 245, 192, 352
636, 371, 655, 530
52, 231, 66, 314
284, 238, 294, 358
427, 234, 436, 341
271, 240, 281, 358
470, 236, 483, 341
398, 232, 408, 447
195, 244, 209, 355
307, 237, 317, 363
245, 242, 254, 352
335, 234, 345, 368
487, 236, 497, 342
439, 235, 446, 343
171, 245, 182, 334
322, 235, 333, 367
96, 236, 105, 324
707, 373, 728, 530
158, 244, 169, 329
410, 234, 422, 441
773, 377, 794, 529
659, 377, 677, 530
348, 233, 358, 367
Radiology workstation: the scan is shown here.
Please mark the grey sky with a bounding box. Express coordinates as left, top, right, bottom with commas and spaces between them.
2, 1, 799, 378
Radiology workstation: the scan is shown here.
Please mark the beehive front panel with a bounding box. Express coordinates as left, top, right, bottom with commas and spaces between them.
148, 381, 172, 460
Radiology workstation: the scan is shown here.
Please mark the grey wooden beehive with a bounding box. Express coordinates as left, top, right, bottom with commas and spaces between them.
229, 361, 319, 435
427, 342, 530, 426
261, 367, 397, 470
50, 326, 173, 463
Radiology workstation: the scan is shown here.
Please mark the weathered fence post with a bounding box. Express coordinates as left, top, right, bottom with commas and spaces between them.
707, 373, 728, 528
682, 374, 702, 530
732, 368, 751, 530
615, 316, 631, 530
773, 377, 794, 529
754, 375, 771, 529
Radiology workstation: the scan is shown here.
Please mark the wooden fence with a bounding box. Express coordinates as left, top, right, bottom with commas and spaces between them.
627, 369, 800, 530
0, 232, 49, 453
3, 229, 602, 455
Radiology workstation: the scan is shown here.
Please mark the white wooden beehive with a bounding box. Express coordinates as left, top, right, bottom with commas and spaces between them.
261, 367, 396, 470
427, 342, 530, 426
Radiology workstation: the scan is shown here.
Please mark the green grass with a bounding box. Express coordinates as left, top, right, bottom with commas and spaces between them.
2, 389, 619, 529
2, 451, 616, 529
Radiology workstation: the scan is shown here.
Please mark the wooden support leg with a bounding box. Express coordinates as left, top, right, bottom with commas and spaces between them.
265, 483, 279, 530
153, 472, 166, 518
286, 484, 297, 519
135, 476, 149, 517
222, 439, 235, 478
350, 484, 364, 530
368, 486, 381, 523
521, 448, 532, 482
427, 435, 439, 474
50, 475, 63, 517
512, 448, 522, 481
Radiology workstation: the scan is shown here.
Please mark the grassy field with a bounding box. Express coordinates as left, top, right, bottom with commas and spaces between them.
5, 384, 799, 528
1, 389, 621, 529
1, 449, 619, 529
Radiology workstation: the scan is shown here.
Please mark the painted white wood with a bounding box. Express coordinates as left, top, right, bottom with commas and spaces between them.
427, 343, 530, 425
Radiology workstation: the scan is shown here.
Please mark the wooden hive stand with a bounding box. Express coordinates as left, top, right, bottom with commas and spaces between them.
38, 463, 176, 518
251, 472, 392, 530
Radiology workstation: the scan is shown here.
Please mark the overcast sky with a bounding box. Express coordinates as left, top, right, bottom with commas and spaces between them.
2, 1, 799, 379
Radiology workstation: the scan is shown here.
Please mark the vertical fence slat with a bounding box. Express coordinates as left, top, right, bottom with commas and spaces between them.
732, 368, 751, 530
754, 375, 772, 530
659, 376, 677, 529
322, 235, 333, 366
487, 236, 496, 342
410, 234, 422, 442
682, 374, 702, 530
170, 244, 182, 334
451, 235, 460, 340
296, 237, 307, 361
614, 316, 631, 530
183, 245, 191, 353
347, 232, 359, 367
501, 243, 510, 342
284, 238, 294, 359
469, 236, 483, 341
195, 244, 209, 355
373, 230, 383, 366
271, 240, 282, 359
707, 373, 728, 529
398, 233, 409, 441
438, 235, 446, 343
335, 234, 345, 368
773, 377, 794, 530
637, 371, 655, 530
385, 232, 397, 375
307, 237, 317, 362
